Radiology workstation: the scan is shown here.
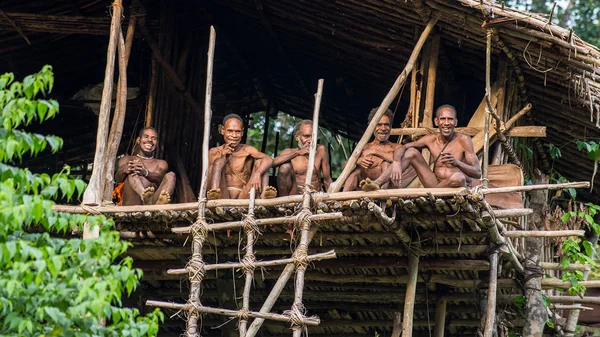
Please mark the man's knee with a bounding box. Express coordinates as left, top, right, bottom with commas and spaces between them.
448, 172, 466, 187
404, 147, 422, 160
164, 171, 176, 183
278, 163, 293, 176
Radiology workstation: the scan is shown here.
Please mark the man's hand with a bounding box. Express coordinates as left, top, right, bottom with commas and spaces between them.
249, 173, 262, 192
296, 148, 310, 156
439, 152, 459, 167
390, 161, 403, 187
220, 144, 234, 157
358, 156, 374, 169
128, 160, 146, 176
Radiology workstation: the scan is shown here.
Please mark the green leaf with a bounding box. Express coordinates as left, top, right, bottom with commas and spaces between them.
583, 240, 594, 257
561, 212, 572, 222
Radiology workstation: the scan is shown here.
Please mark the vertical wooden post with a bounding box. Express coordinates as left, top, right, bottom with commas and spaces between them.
239, 188, 256, 336
82, 0, 122, 209
483, 30, 493, 186
491, 59, 508, 165
391, 312, 402, 337
186, 26, 216, 337
401, 251, 420, 337
328, 17, 437, 193
291, 79, 324, 337
146, 57, 158, 127
103, 13, 137, 201
421, 34, 440, 169
483, 250, 498, 337
260, 103, 274, 153
434, 298, 447, 337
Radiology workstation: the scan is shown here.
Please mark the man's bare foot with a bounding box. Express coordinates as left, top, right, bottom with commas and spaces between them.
359, 178, 380, 191
262, 186, 277, 199
156, 190, 171, 205
207, 188, 221, 200
142, 187, 155, 205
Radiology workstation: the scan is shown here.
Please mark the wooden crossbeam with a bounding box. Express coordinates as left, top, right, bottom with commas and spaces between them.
390, 125, 545, 137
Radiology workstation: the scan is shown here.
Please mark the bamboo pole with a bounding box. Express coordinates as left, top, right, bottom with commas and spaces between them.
391, 312, 402, 337
547, 295, 600, 305
238, 188, 256, 336
504, 230, 585, 238
145, 301, 320, 326
53, 181, 590, 214
171, 212, 343, 233
401, 252, 420, 337
82, 0, 122, 208
390, 125, 544, 137
291, 79, 324, 337
145, 57, 157, 127
103, 13, 136, 201
433, 299, 447, 337
184, 26, 216, 337
328, 17, 437, 193
483, 251, 498, 337
167, 251, 336, 274
482, 30, 492, 187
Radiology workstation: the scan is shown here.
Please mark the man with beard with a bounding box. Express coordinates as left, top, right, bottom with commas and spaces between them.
272, 120, 333, 196
116, 127, 176, 205
207, 114, 277, 200
343, 107, 417, 191
361, 105, 481, 190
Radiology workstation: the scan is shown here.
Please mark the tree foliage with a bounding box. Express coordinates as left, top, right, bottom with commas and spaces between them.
0, 66, 163, 336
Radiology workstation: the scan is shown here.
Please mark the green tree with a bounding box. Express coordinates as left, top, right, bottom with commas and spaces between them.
0, 66, 163, 336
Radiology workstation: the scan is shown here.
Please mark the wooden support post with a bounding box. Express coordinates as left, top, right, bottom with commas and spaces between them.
184, 26, 216, 337
239, 188, 256, 336
145, 57, 158, 127
401, 252, 420, 337
103, 13, 136, 202
421, 34, 440, 167
82, 0, 122, 208
391, 312, 402, 337
483, 251, 498, 337
328, 17, 438, 193
434, 299, 447, 337
291, 79, 324, 337
522, 170, 548, 337
482, 30, 493, 186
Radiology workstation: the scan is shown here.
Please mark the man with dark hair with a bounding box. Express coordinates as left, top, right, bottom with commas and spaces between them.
361, 105, 481, 190
272, 120, 333, 196
207, 114, 277, 199
116, 127, 176, 205
343, 107, 416, 191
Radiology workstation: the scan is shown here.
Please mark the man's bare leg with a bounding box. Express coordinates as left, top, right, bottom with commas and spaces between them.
343, 168, 362, 192
255, 159, 276, 198
207, 157, 227, 200
277, 163, 295, 196
125, 174, 155, 204
362, 148, 439, 190
151, 172, 176, 204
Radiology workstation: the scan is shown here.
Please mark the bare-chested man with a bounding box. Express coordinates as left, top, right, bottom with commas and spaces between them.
343, 107, 416, 191
272, 120, 333, 196
361, 105, 481, 190
116, 127, 176, 205
207, 114, 277, 200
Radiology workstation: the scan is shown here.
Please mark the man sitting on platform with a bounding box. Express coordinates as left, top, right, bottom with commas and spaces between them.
207, 114, 277, 200
343, 107, 416, 191
361, 105, 481, 190
272, 120, 333, 196
116, 127, 176, 205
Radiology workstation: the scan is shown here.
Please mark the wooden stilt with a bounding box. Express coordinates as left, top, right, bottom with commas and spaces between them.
483, 251, 498, 337
401, 251, 419, 337
433, 299, 447, 337
391, 312, 402, 337
328, 17, 438, 193
482, 30, 493, 187
82, 0, 122, 208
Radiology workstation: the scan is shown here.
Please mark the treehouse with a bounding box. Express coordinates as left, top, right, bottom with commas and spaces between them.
7, 0, 600, 336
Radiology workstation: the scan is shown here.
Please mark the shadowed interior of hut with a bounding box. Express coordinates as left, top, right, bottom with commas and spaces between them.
6, 0, 600, 336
